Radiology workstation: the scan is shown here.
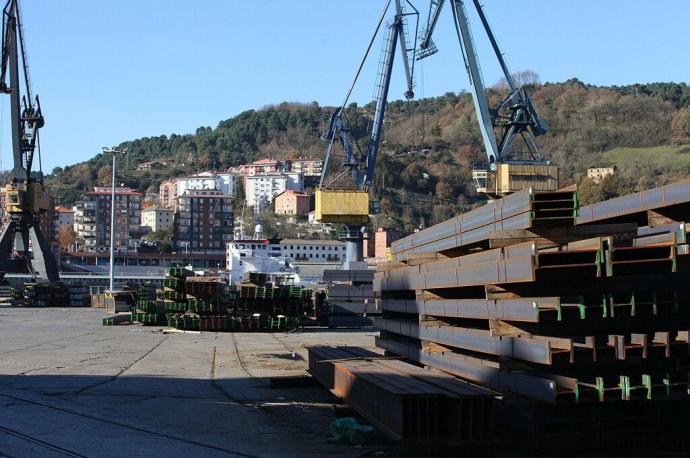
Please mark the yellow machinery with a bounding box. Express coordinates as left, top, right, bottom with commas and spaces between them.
472, 163, 559, 196
418, 0, 558, 198
5, 181, 50, 215
316, 0, 418, 268
315, 189, 370, 225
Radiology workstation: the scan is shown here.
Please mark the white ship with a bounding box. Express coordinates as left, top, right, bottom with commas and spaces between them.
226, 224, 300, 284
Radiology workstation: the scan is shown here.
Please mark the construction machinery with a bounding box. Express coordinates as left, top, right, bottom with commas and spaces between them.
0, 0, 58, 281
316, 0, 419, 268
417, 0, 558, 196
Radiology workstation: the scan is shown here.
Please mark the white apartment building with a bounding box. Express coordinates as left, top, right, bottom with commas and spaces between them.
141, 206, 174, 232
173, 173, 238, 209
198, 171, 238, 196
244, 172, 303, 207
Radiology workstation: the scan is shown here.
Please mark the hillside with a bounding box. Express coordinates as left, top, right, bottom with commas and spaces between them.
46, 80, 690, 231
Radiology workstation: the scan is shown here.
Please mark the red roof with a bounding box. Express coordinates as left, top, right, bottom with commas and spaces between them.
55, 206, 74, 213
250, 158, 279, 165
277, 190, 308, 198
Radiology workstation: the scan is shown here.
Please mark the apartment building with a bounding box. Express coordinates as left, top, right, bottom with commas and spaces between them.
159, 180, 177, 209
274, 190, 310, 215
239, 158, 281, 176
245, 172, 303, 207
286, 157, 322, 186
74, 187, 143, 252
160, 173, 238, 211
174, 189, 234, 254
587, 166, 616, 184
141, 205, 174, 232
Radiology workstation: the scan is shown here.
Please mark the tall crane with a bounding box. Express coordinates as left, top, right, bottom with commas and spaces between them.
418, 0, 558, 196
316, 0, 418, 268
0, 0, 58, 281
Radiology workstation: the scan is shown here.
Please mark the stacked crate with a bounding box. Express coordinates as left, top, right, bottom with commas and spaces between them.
374, 183, 690, 443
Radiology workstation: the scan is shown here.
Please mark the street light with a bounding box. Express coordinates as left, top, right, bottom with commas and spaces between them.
102, 146, 128, 292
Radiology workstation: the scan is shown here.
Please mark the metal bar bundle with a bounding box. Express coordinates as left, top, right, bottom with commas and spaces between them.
577, 178, 690, 225
307, 346, 494, 443
374, 180, 690, 408
390, 187, 578, 261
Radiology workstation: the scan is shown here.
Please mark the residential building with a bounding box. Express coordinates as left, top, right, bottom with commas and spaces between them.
176, 175, 218, 197
287, 157, 322, 177
74, 187, 143, 253
245, 172, 303, 207
141, 206, 174, 232
174, 189, 233, 254
286, 157, 322, 187
373, 227, 407, 260
587, 166, 616, 184
197, 171, 238, 197
39, 197, 56, 251
274, 190, 310, 215
137, 161, 165, 171
159, 180, 177, 209
54, 205, 75, 238
161, 172, 238, 212
239, 158, 281, 176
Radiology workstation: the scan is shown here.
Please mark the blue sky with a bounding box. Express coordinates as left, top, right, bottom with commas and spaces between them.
1, 0, 688, 172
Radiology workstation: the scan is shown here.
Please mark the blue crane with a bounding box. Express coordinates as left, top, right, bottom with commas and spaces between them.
417, 0, 557, 195
317, 0, 419, 268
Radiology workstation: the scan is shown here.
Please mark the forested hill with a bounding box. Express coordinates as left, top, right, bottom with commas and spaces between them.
46, 80, 690, 231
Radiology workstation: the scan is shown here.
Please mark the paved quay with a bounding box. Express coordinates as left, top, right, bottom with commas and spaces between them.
0, 308, 381, 457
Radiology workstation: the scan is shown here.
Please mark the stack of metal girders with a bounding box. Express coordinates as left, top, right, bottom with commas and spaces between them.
164, 272, 225, 331
308, 345, 495, 443
22, 282, 68, 307
130, 282, 164, 325
322, 269, 378, 327
375, 182, 690, 408
67, 282, 89, 307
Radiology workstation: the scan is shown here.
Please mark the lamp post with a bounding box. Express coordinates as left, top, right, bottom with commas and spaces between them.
102, 146, 128, 292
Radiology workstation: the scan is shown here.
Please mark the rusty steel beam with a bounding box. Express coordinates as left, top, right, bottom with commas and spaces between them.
391, 188, 578, 261
577, 179, 690, 226
374, 316, 573, 365
376, 334, 690, 404
307, 345, 494, 442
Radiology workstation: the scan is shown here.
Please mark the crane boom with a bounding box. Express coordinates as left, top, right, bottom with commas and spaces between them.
450, 0, 499, 166
322, 0, 417, 190
316, 0, 419, 268
417, 0, 558, 195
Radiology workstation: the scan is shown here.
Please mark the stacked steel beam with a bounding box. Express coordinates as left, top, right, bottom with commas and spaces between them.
376, 183, 690, 405
321, 269, 378, 327
308, 345, 494, 443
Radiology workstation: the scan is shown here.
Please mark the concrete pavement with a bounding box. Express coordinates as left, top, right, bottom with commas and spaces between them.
0, 308, 382, 457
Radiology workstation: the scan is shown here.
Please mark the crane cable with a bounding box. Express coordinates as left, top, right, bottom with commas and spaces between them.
331, 0, 392, 179
339, 0, 391, 111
